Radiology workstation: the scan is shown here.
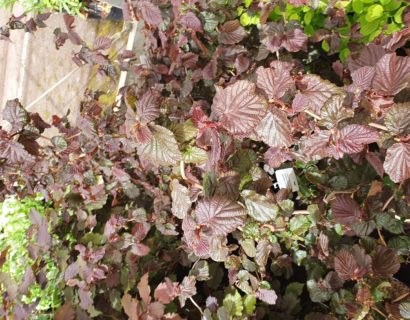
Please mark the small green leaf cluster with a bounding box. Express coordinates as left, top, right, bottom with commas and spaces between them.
0, 0, 83, 15
238, 0, 409, 60
0, 195, 61, 317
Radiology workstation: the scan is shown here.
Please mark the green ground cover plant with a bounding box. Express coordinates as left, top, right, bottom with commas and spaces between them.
0, 0, 410, 319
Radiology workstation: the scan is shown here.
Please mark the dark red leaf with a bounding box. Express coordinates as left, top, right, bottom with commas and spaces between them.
211, 80, 267, 136
384, 142, 410, 183
218, 20, 246, 45
372, 53, 410, 96
334, 249, 359, 281
292, 75, 343, 114
372, 246, 400, 277
137, 1, 163, 26
195, 196, 246, 236
336, 125, 379, 155
255, 61, 293, 100
180, 12, 202, 32
331, 195, 364, 226
3, 99, 28, 134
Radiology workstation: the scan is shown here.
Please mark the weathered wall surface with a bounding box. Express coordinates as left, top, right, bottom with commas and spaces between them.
0, 7, 124, 126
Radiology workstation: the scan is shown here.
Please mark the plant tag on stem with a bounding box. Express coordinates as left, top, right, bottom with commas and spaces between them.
275, 168, 299, 192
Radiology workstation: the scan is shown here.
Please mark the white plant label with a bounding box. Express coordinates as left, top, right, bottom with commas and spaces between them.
275, 168, 299, 192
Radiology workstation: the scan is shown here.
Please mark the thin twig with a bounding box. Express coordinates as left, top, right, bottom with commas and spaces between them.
180, 161, 188, 180
369, 122, 388, 131
392, 291, 410, 303
377, 228, 387, 247
382, 194, 395, 212
189, 297, 203, 315
304, 110, 322, 121
293, 210, 310, 215
372, 306, 387, 319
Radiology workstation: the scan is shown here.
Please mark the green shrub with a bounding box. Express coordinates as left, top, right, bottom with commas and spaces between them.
0, 0, 83, 15
0, 195, 61, 317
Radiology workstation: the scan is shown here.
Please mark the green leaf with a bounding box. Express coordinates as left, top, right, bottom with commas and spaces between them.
243, 295, 256, 315
286, 282, 305, 297
170, 120, 198, 143
289, 215, 311, 236
242, 190, 279, 222
182, 146, 208, 164
223, 290, 243, 317
190, 261, 210, 281
394, 6, 406, 24
307, 279, 332, 303
352, 0, 364, 14
321, 40, 330, 52
365, 4, 384, 22
244, 0, 252, 8
240, 239, 256, 258
375, 213, 404, 234
360, 19, 379, 35
304, 11, 312, 25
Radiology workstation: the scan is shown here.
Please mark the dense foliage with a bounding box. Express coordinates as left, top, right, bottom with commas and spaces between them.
1, 0, 410, 319
0, 0, 83, 16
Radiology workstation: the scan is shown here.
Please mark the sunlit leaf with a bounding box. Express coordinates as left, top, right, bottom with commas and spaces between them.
242, 190, 279, 222
385, 103, 410, 136
255, 108, 293, 148
170, 179, 191, 219
212, 80, 267, 136
293, 75, 343, 113
138, 125, 181, 166
383, 143, 410, 183
195, 196, 246, 236
137, 1, 163, 26
372, 53, 410, 96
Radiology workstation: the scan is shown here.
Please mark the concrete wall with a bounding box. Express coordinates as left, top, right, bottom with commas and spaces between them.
0, 7, 125, 127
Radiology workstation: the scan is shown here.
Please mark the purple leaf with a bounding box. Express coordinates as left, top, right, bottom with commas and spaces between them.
255, 61, 293, 99
372, 246, 400, 277
154, 278, 178, 304
331, 195, 364, 226
334, 249, 360, 281
137, 125, 181, 166
255, 108, 293, 148
300, 130, 332, 161
319, 95, 354, 129
282, 28, 308, 52
218, 20, 246, 45
137, 273, 151, 304
93, 36, 112, 50
372, 53, 410, 96
346, 66, 375, 96
180, 12, 202, 32
264, 147, 293, 168
383, 142, 410, 183
3, 99, 28, 134
178, 276, 197, 307
195, 196, 246, 236
211, 80, 267, 136
255, 289, 277, 305
336, 125, 379, 154
136, 90, 160, 123
137, 1, 163, 26
293, 75, 343, 114
347, 44, 385, 72
170, 179, 191, 219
